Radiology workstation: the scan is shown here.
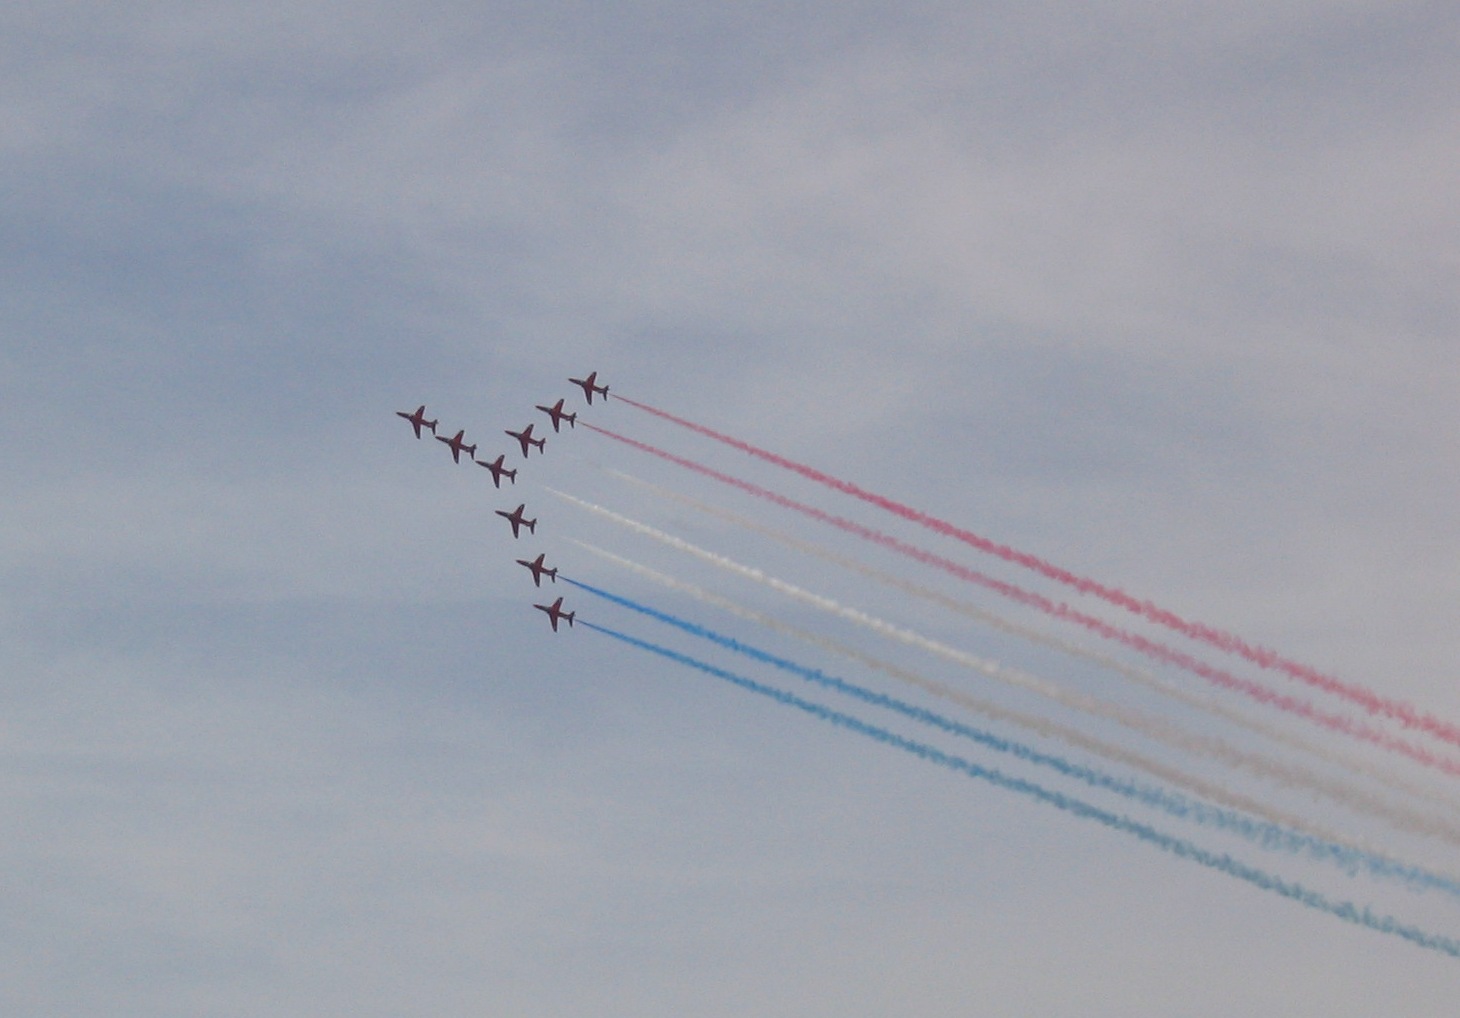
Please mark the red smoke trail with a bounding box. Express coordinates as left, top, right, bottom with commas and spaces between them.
582, 420, 1460, 779
612, 394, 1460, 751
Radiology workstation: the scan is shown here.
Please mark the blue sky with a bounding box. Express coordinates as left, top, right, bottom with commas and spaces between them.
4, 3, 1459, 1014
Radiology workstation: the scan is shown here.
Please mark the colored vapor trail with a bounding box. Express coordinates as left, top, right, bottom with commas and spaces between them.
402, 376, 1460, 962
608, 469, 1460, 818
568, 538, 1368, 851
549, 489, 1460, 845
613, 394, 1460, 753
611, 468, 1170, 684
581, 421, 1460, 780
578, 619, 1460, 959
564, 572, 1460, 898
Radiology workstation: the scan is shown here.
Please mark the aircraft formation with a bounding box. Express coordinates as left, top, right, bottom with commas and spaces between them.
394, 369, 1460, 964
396, 373, 608, 631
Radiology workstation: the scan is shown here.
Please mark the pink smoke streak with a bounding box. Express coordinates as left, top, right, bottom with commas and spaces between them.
584, 419, 1460, 778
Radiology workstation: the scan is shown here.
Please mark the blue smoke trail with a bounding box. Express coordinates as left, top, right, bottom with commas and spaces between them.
563, 576, 1460, 903
577, 618, 1460, 959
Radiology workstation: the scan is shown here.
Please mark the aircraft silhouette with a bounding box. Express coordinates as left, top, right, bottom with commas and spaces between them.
395, 405, 438, 439
534, 596, 575, 632
535, 398, 577, 433
505, 423, 546, 457
495, 503, 537, 539
516, 552, 558, 587
569, 371, 609, 405
435, 429, 477, 463
474, 453, 517, 488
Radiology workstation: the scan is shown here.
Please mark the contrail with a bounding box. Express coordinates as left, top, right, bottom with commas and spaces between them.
570, 539, 1460, 877
548, 488, 1460, 844
612, 467, 1174, 681
609, 469, 1460, 819
564, 565, 1460, 898
581, 422, 1460, 779
581, 619, 1460, 960
612, 395, 1460, 753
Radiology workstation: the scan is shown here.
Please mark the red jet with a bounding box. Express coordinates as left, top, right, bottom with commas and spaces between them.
516, 552, 558, 587
534, 398, 577, 433
534, 596, 575, 632
495, 503, 537, 539
435, 429, 477, 463
505, 423, 546, 457
568, 371, 609, 405
395, 405, 438, 439
474, 453, 517, 488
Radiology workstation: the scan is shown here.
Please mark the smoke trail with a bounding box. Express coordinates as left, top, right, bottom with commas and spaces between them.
611, 467, 1169, 681
549, 489, 1460, 844
581, 423, 1460, 780
611, 395, 1460, 753
564, 568, 1460, 898
570, 538, 1460, 883
581, 619, 1460, 959
610, 469, 1460, 819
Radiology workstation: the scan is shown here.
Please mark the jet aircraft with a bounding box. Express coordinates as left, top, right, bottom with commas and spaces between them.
516, 552, 558, 587
474, 453, 517, 488
495, 503, 537, 539
505, 423, 546, 457
534, 596, 575, 632
569, 371, 609, 404
435, 429, 477, 463
395, 405, 438, 439
534, 398, 577, 433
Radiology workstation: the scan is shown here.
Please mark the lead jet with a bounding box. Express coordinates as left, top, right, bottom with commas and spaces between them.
395, 405, 438, 439
534, 596, 575, 632
474, 453, 517, 488
534, 398, 577, 433
515, 552, 558, 587
569, 371, 609, 404
495, 503, 537, 539
435, 429, 477, 463
505, 423, 546, 457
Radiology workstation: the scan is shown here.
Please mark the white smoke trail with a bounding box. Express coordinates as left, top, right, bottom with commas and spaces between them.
571, 540, 1460, 891
610, 469, 1459, 820
570, 539, 1361, 845
585, 616, 1460, 960
548, 488, 1460, 846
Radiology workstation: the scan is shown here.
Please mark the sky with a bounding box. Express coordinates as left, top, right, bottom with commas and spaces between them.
4, 2, 1459, 1014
